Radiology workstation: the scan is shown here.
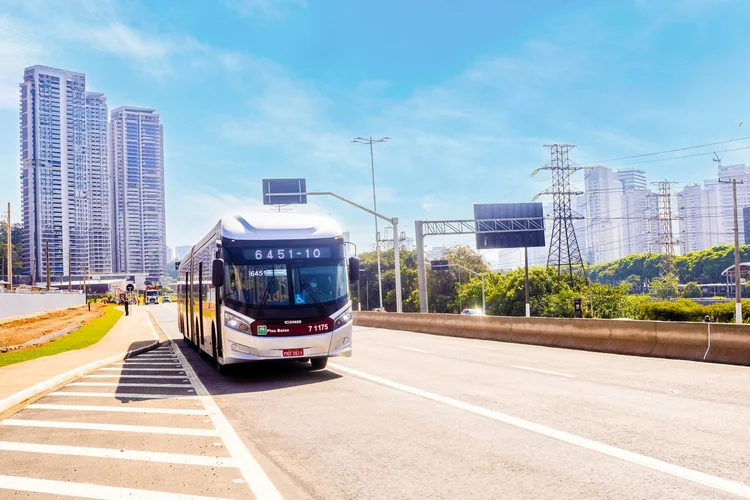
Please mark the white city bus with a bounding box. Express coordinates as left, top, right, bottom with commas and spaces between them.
176, 213, 359, 371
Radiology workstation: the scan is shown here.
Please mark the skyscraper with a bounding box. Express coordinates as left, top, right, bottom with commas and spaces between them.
110, 106, 166, 283
585, 166, 624, 264
20, 65, 102, 282
678, 183, 722, 253
621, 188, 653, 255
85, 92, 111, 274
616, 169, 647, 193
717, 164, 750, 245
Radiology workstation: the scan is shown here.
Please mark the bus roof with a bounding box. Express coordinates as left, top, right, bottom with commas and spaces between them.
219, 213, 344, 241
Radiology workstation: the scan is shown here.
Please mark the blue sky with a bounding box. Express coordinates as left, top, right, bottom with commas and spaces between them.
1, 0, 750, 255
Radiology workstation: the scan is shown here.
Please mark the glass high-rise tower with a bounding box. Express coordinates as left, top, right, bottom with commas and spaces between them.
110, 106, 166, 283
20, 65, 102, 282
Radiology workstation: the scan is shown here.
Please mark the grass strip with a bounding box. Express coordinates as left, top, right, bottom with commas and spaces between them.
0, 306, 123, 368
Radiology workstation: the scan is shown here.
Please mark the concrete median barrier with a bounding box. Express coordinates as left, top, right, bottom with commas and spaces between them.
353, 312, 750, 366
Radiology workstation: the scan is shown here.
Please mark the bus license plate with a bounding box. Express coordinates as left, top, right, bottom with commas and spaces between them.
282, 349, 304, 357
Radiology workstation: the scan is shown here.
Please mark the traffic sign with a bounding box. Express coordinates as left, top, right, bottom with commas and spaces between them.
262, 178, 307, 205
431, 260, 450, 271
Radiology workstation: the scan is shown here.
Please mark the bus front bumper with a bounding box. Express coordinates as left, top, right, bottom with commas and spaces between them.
221, 322, 352, 365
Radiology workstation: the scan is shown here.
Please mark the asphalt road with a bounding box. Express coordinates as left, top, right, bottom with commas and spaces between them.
147, 304, 750, 500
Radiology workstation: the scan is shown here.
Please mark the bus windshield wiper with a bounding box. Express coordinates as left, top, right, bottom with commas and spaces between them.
256, 277, 275, 317
300, 280, 327, 316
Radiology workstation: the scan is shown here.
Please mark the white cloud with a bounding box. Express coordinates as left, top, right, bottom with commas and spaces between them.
222, 0, 306, 18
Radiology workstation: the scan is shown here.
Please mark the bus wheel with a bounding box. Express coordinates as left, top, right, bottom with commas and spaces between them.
310, 357, 328, 370
212, 329, 225, 373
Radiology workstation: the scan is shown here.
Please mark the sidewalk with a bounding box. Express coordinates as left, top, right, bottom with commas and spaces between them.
0, 305, 160, 412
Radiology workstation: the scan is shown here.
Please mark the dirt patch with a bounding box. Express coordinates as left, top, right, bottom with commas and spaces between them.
0, 304, 105, 348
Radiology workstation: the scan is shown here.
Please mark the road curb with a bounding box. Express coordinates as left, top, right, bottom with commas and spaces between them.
0, 325, 161, 416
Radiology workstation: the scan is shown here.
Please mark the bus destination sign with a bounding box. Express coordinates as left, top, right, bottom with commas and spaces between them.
244, 247, 334, 260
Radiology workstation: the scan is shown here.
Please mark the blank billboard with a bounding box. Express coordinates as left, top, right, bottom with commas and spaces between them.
473, 202, 545, 249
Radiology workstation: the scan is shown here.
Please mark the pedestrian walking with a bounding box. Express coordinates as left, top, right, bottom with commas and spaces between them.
124, 298, 130, 316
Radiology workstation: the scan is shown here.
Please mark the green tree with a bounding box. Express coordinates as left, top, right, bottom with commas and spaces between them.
682, 281, 703, 298
0, 223, 23, 277
649, 274, 679, 299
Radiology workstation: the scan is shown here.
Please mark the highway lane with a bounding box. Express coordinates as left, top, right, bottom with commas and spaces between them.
151, 304, 750, 499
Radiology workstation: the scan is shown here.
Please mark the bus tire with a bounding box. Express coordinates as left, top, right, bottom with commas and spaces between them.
212, 329, 226, 374
310, 357, 328, 370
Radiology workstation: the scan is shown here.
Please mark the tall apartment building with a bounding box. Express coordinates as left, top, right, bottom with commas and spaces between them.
110, 106, 166, 283
717, 164, 750, 244
617, 169, 647, 193
678, 183, 722, 254
585, 166, 624, 264
620, 188, 653, 255
85, 92, 111, 274
20, 65, 101, 282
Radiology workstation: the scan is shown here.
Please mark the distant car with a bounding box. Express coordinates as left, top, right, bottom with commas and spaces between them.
162, 296, 171, 303
460, 308, 485, 316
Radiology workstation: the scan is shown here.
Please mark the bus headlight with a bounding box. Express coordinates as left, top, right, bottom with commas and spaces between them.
225, 312, 251, 333
334, 309, 352, 329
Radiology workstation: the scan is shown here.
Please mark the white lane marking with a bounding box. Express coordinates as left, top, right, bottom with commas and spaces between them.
84, 374, 189, 379
397, 345, 430, 354
98, 368, 186, 372
26, 403, 208, 416
0, 474, 232, 499
130, 357, 178, 361
49, 391, 199, 400
0, 441, 236, 468
510, 365, 576, 378
1, 419, 219, 436
115, 362, 181, 366
150, 313, 283, 500
69, 382, 192, 388
330, 363, 750, 498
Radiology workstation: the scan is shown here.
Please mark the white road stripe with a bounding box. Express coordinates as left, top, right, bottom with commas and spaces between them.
0, 474, 232, 499
98, 367, 186, 372
130, 357, 178, 360
69, 382, 192, 388
0, 441, 236, 468
116, 362, 181, 366
397, 345, 430, 354
26, 403, 207, 415
331, 363, 750, 499
150, 313, 283, 500
510, 365, 576, 378
49, 391, 199, 400
1, 419, 219, 436
84, 374, 188, 379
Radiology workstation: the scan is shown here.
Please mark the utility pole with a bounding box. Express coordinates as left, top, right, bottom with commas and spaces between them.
83, 261, 88, 309
353, 136, 390, 310
6, 203, 10, 291
68, 245, 72, 292
719, 177, 744, 324
46, 241, 50, 291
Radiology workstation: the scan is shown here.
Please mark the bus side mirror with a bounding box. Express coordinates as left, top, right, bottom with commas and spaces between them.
348, 257, 360, 282
212, 259, 225, 287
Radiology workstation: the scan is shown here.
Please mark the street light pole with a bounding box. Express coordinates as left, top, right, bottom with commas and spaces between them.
353, 136, 389, 310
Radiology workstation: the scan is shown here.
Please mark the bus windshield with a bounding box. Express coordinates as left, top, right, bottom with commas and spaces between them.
225, 260, 348, 308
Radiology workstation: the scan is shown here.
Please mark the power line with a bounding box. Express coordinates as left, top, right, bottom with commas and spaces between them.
586, 146, 750, 169
587, 136, 750, 165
